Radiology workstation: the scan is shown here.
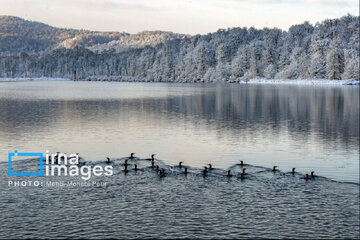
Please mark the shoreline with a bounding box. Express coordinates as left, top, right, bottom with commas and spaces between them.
0, 77, 358, 85
0, 77, 71, 82
236, 78, 359, 85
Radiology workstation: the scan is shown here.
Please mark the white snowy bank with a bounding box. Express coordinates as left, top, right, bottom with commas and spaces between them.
0, 77, 71, 82
233, 78, 359, 86
0, 77, 358, 86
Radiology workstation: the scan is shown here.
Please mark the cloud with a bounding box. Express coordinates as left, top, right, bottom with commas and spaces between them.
231, 0, 358, 7
0, 0, 357, 34
11, 0, 156, 12
69, 0, 156, 11
302, 0, 358, 7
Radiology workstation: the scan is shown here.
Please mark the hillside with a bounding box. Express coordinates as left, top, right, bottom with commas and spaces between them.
0, 16, 187, 55
0, 15, 358, 81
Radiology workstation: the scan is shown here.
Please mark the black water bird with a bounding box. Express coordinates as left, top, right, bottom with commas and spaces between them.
106, 157, 110, 163
240, 172, 246, 179
134, 164, 138, 171
77, 161, 86, 166
124, 165, 128, 173
159, 168, 166, 177
59, 152, 67, 164
240, 160, 244, 166
184, 167, 188, 175
203, 166, 208, 176
54, 152, 60, 164
227, 170, 233, 177
124, 159, 128, 166
272, 166, 278, 172
179, 162, 183, 167
242, 168, 247, 175
311, 171, 316, 178
155, 165, 160, 173
304, 173, 310, 180
151, 160, 155, 168
146, 154, 156, 161
129, 153, 136, 159
291, 168, 296, 174
208, 164, 213, 170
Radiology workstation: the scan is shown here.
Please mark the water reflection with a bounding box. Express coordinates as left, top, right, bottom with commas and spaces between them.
0, 82, 358, 182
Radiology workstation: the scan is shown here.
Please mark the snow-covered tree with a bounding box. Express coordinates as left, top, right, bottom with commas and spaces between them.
231, 46, 249, 78
0, 15, 358, 82
244, 42, 263, 79
326, 42, 344, 80
309, 38, 328, 79
342, 50, 359, 80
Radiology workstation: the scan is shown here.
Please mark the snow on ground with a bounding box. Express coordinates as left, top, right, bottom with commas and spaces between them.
233, 78, 359, 85
0, 77, 71, 82
0, 77, 358, 86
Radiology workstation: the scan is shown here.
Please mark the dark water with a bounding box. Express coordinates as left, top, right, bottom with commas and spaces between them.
0, 81, 359, 238
0, 157, 359, 239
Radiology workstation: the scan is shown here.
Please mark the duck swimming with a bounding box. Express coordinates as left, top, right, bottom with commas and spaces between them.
203, 166, 208, 176
311, 171, 316, 178
123, 165, 128, 173
54, 152, 60, 164
208, 164, 213, 170
77, 161, 86, 166
184, 167, 188, 175
240, 160, 244, 166
227, 170, 233, 177
106, 157, 111, 163
179, 162, 183, 168
240, 172, 246, 179
134, 164, 138, 171
304, 173, 310, 180
242, 168, 247, 175
129, 153, 136, 159
291, 168, 296, 174
146, 154, 156, 161
159, 168, 166, 177
272, 166, 278, 172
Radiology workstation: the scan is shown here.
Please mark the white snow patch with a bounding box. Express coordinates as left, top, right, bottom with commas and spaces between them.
235, 78, 359, 86
0, 77, 71, 82
0, 77, 358, 86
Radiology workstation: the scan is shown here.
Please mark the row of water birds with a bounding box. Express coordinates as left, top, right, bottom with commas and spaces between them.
106, 153, 317, 180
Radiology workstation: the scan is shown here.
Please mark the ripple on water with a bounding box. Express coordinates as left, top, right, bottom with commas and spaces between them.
0, 158, 359, 239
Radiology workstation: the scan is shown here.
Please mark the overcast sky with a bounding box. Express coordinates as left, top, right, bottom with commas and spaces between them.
0, 0, 358, 34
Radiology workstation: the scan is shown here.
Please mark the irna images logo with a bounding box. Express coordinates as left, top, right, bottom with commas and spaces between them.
8, 150, 113, 180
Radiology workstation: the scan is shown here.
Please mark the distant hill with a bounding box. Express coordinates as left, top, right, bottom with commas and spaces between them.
0, 15, 358, 81
0, 16, 188, 55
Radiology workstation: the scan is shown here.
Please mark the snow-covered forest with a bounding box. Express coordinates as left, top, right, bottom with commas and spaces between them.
0, 15, 358, 81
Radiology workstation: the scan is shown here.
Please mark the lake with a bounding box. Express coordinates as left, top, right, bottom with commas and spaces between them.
0, 81, 359, 239
0, 81, 358, 182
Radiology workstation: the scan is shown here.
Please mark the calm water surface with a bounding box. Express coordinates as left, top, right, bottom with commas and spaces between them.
0, 81, 358, 182
0, 81, 359, 239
